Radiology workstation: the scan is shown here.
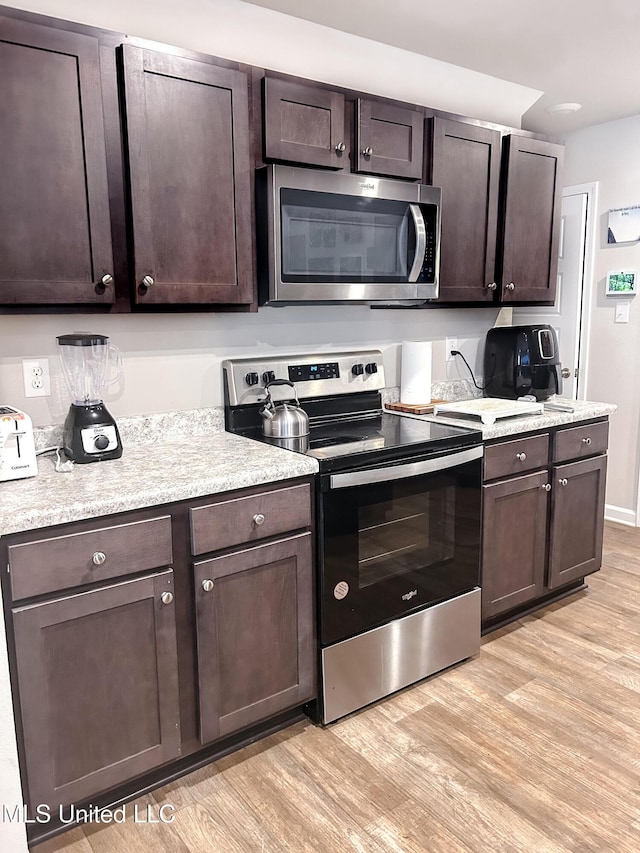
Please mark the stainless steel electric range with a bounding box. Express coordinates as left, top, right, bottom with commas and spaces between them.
223, 350, 483, 724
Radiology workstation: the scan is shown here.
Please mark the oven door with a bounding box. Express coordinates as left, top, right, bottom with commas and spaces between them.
319, 446, 482, 646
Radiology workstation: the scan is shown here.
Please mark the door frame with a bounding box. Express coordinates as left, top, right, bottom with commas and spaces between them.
513, 181, 598, 401
566, 181, 598, 400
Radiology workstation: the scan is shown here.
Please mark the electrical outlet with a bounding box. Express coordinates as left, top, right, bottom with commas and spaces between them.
22, 359, 51, 398
446, 337, 458, 362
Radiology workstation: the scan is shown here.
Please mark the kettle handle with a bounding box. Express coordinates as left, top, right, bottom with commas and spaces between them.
264, 379, 301, 405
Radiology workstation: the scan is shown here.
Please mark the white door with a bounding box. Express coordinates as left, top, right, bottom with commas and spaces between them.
513, 188, 590, 400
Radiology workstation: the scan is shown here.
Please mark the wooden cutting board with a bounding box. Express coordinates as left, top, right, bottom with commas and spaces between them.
386, 400, 448, 415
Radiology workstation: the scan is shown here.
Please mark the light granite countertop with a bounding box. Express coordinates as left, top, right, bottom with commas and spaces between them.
2, 396, 616, 537
384, 397, 617, 440
1, 429, 318, 537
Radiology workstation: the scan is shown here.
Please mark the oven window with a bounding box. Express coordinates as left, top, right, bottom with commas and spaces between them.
358, 488, 454, 588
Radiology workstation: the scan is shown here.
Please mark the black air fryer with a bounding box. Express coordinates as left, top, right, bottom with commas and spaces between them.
484, 325, 562, 401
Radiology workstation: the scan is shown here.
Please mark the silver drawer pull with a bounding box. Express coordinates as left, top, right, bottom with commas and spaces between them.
486, 282, 498, 291
559, 478, 568, 486
202, 579, 214, 593
582, 437, 592, 445
516, 452, 527, 462
92, 551, 106, 566
253, 513, 265, 526
161, 591, 174, 605
100, 274, 113, 287
362, 146, 373, 157
506, 282, 515, 291
542, 483, 551, 492
335, 142, 346, 153
141, 275, 154, 288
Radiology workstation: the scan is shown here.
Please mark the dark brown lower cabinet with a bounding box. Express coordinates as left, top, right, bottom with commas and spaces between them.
481, 471, 548, 620
12, 570, 181, 812
481, 423, 608, 625
194, 532, 315, 744
548, 455, 607, 589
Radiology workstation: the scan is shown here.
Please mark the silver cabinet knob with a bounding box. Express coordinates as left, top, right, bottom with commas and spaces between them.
201, 579, 214, 593
542, 483, 551, 492
100, 274, 113, 287
161, 591, 174, 605
253, 513, 265, 526
486, 282, 498, 291
362, 146, 373, 157
506, 282, 515, 291
582, 437, 591, 445
141, 275, 154, 288
559, 478, 568, 486
92, 551, 106, 566
335, 142, 346, 153
516, 452, 527, 462
561, 367, 571, 379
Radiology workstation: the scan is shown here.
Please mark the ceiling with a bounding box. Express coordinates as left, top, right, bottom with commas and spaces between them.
243, 0, 640, 135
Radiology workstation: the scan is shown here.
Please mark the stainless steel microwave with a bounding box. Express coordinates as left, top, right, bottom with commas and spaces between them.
257, 165, 441, 305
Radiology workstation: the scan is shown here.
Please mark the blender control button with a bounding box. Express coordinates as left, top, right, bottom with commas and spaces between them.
94, 434, 110, 451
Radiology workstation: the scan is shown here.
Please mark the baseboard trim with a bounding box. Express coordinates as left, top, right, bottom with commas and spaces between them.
605, 504, 637, 527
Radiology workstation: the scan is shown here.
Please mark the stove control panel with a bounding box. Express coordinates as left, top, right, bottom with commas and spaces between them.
289, 362, 339, 382
223, 350, 385, 406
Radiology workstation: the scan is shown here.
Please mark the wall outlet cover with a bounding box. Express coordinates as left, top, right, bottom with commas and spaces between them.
22, 359, 51, 397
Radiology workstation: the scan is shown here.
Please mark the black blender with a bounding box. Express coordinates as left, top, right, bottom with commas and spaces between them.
57, 333, 123, 463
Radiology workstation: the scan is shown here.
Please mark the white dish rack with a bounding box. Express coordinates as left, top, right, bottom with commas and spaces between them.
433, 398, 544, 425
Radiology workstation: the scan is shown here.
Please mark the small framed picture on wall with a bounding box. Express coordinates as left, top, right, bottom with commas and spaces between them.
606, 270, 637, 296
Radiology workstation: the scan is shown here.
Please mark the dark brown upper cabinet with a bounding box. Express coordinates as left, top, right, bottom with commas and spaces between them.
499, 135, 564, 304
263, 77, 348, 169
121, 45, 254, 306
429, 118, 501, 302
0, 16, 114, 306
355, 99, 424, 180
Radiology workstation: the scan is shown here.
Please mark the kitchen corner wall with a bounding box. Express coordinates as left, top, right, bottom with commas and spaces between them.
563, 114, 640, 524
0, 0, 534, 427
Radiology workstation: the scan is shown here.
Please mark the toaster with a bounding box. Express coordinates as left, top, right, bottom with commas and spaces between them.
0, 406, 38, 481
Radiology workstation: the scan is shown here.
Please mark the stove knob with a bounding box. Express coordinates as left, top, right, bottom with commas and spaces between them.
94, 434, 109, 451
262, 370, 276, 385
351, 363, 364, 376
365, 362, 378, 375
245, 371, 259, 387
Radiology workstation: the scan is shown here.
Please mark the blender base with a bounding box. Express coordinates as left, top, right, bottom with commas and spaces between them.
63, 403, 123, 463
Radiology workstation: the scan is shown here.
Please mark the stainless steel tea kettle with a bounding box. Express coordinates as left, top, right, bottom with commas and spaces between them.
260, 380, 309, 438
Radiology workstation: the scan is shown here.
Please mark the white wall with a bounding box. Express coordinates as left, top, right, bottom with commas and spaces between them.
0, 0, 532, 425
562, 115, 640, 522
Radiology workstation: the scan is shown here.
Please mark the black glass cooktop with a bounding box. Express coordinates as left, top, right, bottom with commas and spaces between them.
237, 411, 482, 473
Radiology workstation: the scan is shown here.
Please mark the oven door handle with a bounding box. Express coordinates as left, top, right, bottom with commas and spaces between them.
328, 445, 483, 489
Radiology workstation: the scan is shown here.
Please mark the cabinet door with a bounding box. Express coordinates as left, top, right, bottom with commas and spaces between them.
12, 571, 181, 812
0, 17, 114, 305
355, 99, 424, 179
430, 118, 501, 302
122, 45, 253, 305
481, 471, 549, 620
548, 455, 607, 589
263, 77, 347, 168
500, 135, 564, 304
194, 533, 315, 744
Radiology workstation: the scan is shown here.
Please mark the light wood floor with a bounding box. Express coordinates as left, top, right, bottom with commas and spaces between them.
37, 521, 640, 853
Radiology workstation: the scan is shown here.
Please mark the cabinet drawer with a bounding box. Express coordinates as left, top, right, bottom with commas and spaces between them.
8, 516, 173, 601
190, 484, 312, 556
553, 421, 608, 463
484, 434, 550, 481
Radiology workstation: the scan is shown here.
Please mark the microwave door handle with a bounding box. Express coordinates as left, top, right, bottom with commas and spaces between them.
407, 204, 427, 283
329, 445, 483, 489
